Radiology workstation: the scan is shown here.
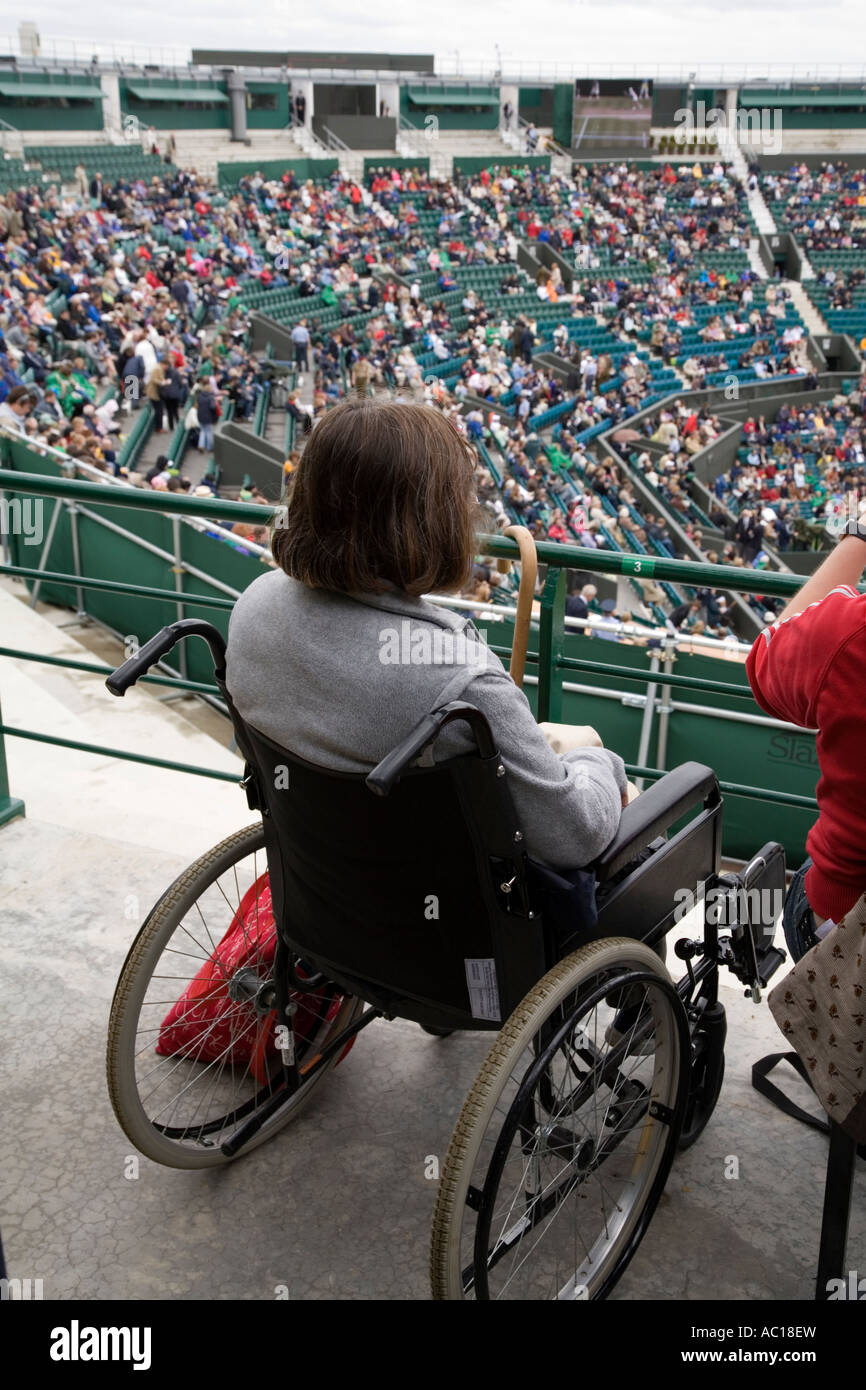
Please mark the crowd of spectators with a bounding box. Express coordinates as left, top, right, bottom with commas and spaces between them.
223, 162, 811, 487
759, 161, 866, 251
711, 394, 866, 543
415, 160, 753, 271
0, 164, 281, 483
4, 151, 857, 644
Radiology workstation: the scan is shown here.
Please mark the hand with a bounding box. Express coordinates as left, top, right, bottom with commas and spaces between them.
539, 721, 602, 753
622, 782, 640, 808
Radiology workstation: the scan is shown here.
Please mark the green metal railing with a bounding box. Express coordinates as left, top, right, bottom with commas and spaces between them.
253, 382, 270, 438
0, 468, 823, 831
117, 402, 154, 472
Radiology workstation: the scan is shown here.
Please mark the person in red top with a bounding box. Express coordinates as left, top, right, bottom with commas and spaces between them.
746, 522, 866, 925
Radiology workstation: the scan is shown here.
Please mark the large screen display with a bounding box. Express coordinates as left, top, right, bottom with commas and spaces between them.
572, 78, 654, 156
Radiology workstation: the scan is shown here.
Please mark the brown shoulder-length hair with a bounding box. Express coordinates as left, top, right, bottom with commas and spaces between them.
271, 397, 479, 596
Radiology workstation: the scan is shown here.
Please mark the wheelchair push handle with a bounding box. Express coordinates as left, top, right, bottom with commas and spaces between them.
105, 619, 228, 696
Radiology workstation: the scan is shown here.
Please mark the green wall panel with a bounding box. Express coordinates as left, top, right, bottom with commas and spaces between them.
0, 99, 102, 131
552, 84, 574, 148
400, 85, 499, 131
119, 79, 230, 131
518, 87, 552, 127
246, 81, 290, 130
217, 157, 338, 186
454, 155, 551, 175
6, 450, 77, 609
363, 156, 430, 177
746, 109, 866, 129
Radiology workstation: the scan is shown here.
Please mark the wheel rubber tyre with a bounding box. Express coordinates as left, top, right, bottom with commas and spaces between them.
107, 823, 364, 1169
430, 937, 689, 1300
677, 1051, 725, 1151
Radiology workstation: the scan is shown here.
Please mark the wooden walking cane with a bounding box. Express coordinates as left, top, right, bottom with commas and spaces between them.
498, 528, 612, 768
500, 525, 538, 689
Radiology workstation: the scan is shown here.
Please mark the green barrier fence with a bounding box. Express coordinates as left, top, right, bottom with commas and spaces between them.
0, 465, 830, 863
363, 157, 431, 178
453, 155, 551, 175
216, 158, 339, 187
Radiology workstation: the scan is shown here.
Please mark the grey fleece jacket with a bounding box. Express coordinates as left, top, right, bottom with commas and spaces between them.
225, 571, 627, 870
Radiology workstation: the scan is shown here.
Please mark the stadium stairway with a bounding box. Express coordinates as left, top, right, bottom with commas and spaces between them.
124, 403, 212, 489
745, 179, 777, 237
404, 129, 523, 179
294, 347, 315, 439
726, 138, 777, 235
784, 279, 831, 335
131, 414, 173, 477
796, 247, 819, 283
168, 126, 519, 182
262, 399, 288, 452
747, 238, 768, 279
168, 128, 312, 181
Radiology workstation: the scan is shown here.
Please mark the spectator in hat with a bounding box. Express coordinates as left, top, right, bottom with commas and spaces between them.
595, 597, 620, 642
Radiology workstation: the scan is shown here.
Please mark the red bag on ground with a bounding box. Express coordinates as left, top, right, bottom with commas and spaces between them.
156, 874, 350, 1084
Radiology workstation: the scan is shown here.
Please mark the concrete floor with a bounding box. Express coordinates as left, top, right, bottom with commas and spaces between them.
1, 582, 864, 1301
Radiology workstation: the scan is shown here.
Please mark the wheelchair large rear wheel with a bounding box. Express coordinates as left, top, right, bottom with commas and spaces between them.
107, 823, 364, 1169
430, 938, 689, 1300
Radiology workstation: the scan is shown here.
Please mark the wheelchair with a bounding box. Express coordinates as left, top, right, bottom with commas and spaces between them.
104, 618, 788, 1301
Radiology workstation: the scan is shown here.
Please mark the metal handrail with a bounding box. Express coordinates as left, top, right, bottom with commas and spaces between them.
0, 468, 841, 600
318, 125, 351, 153
515, 113, 565, 151
0, 467, 827, 821
0, 433, 271, 561
1, 41, 866, 81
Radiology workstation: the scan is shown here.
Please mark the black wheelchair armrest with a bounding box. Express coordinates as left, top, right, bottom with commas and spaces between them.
366, 702, 498, 797
592, 761, 720, 883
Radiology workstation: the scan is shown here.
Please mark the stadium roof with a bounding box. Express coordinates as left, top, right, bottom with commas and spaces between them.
740, 90, 866, 106
406, 87, 499, 105
191, 50, 434, 72
126, 84, 228, 103
0, 80, 103, 99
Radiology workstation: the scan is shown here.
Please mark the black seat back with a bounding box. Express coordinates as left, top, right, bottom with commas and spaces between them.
222, 694, 549, 1031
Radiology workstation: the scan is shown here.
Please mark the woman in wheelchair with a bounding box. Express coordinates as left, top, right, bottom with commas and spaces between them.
225, 396, 631, 869
104, 398, 787, 1301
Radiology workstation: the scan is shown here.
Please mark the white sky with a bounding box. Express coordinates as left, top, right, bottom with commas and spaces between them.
5, 1, 866, 75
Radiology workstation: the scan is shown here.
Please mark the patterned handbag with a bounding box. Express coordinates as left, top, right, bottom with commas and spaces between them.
768, 891, 866, 1143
